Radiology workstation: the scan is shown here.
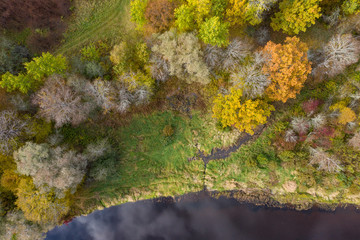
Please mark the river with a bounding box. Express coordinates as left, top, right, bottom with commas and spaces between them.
46, 194, 360, 240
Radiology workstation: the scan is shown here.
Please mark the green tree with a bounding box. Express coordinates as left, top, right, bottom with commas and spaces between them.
174, 4, 196, 32
271, 0, 321, 35
199, 16, 229, 47
0, 52, 67, 93
130, 0, 149, 29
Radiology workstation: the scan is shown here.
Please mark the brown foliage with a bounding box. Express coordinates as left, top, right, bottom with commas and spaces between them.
145, 0, 176, 32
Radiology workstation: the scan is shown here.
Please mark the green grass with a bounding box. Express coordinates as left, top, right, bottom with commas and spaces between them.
72, 111, 240, 214
55, 0, 132, 55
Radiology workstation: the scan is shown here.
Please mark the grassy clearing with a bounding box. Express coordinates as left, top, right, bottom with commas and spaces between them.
70, 111, 240, 215
55, 0, 132, 55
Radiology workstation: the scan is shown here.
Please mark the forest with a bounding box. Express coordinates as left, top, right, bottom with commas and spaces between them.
0, 0, 360, 238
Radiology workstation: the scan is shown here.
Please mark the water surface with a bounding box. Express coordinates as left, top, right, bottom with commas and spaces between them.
46, 196, 360, 240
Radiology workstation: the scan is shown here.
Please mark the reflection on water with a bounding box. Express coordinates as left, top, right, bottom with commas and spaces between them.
46, 196, 360, 240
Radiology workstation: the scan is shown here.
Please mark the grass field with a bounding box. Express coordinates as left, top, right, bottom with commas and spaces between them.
70, 111, 241, 215
55, 0, 132, 55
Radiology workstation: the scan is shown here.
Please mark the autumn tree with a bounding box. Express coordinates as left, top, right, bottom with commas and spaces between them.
329, 102, 356, 125
174, 4, 196, 31
262, 37, 312, 103
0, 52, 67, 93
271, 0, 322, 35
212, 88, 274, 134
32, 75, 92, 128
145, 0, 177, 32
199, 16, 229, 47
152, 30, 210, 84
16, 178, 70, 224
349, 131, 360, 151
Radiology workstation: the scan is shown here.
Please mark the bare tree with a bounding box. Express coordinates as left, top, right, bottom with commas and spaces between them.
309, 147, 342, 173
0, 110, 29, 154
222, 38, 252, 71
150, 55, 170, 82
33, 75, 92, 128
311, 113, 326, 130
321, 34, 360, 77
291, 117, 309, 135
204, 44, 222, 70
85, 79, 118, 114
284, 129, 298, 143
230, 52, 270, 98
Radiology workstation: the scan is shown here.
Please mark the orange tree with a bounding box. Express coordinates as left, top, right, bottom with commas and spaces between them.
262, 37, 312, 103
212, 88, 274, 134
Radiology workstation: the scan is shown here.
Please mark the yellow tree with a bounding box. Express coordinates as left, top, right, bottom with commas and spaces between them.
262, 37, 312, 103
16, 178, 70, 224
212, 88, 274, 134
271, 0, 321, 35
226, 0, 247, 26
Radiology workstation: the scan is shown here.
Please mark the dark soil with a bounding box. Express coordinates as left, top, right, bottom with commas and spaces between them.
0, 0, 71, 52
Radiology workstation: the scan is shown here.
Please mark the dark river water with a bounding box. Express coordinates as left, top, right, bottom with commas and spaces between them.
46, 195, 360, 240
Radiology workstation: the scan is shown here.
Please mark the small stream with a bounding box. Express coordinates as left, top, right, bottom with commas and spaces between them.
46, 194, 360, 240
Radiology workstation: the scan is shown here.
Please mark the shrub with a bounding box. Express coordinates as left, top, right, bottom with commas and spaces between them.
32, 75, 92, 128
84, 61, 105, 79
212, 88, 274, 134
271, 0, 322, 35
262, 37, 312, 102
80, 44, 101, 62
0, 37, 30, 75
302, 99, 321, 115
